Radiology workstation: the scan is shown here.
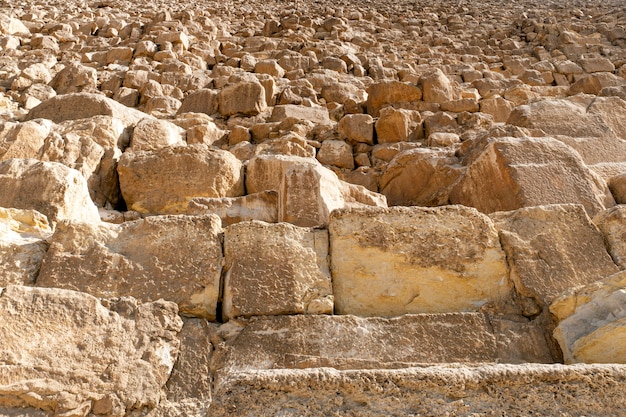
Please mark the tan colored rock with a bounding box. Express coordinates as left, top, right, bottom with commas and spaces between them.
427, 132, 461, 147
366, 80, 423, 117
37, 214, 223, 319
551, 271, 626, 363
26, 93, 151, 126
569, 72, 625, 96
0, 119, 52, 161
317, 140, 354, 169
593, 206, 626, 269
118, 145, 244, 214
380, 148, 463, 206
218, 81, 266, 117
0, 159, 100, 227
269, 104, 331, 125
177, 89, 219, 116
0, 285, 182, 417
187, 191, 278, 226
130, 118, 186, 151
246, 154, 318, 194
222, 221, 332, 320
491, 204, 619, 313
374, 107, 421, 143
479, 96, 515, 123
0, 15, 30, 36
0, 207, 51, 286
450, 137, 615, 217
419, 68, 459, 104
49, 62, 97, 95
608, 173, 626, 203
329, 205, 510, 316
338, 114, 374, 145
254, 59, 285, 78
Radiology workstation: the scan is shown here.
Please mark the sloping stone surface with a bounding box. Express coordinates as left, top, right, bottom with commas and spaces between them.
593, 206, 626, 269
329, 206, 510, 316
0, 285, 183, 417
36, 214, 223, 319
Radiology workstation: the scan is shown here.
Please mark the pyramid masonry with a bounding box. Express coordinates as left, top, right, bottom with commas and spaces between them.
1, 0, 626, 415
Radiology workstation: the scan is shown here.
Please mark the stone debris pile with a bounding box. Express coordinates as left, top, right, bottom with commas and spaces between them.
1, 0, 626, 415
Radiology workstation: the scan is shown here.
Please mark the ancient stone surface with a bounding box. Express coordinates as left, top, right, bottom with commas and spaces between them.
118, 145, 244, 214
0, 285, 182, 417
0, 208, 51, 286
37, 214, 223, 319
187, 191, 278, 226
491, 204, 619, 312
329, 206, 510, 316
222, 221, 332, 320
0, 159, 100, 227
593, 206, 626, 269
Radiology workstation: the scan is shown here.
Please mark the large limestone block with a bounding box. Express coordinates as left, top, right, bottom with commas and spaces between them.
593, 206, 626, 269
269, 104, 331, 126
214, 313, 499, 374
0, 159, 100, 227
0, 120, 52, 161
26, 93, 151, 126
551, 271, 626, 363
245, 154, 318, 194
129, 118, 186, 151
419, 68, 459, 104
36, 214, 223, 319
491, 204, 619, 312
118, 145, 244, 214
218, 81, 266, 117
211, 364, 626, 417
0, 208, 51, 286
222, 221, 333, 320
329, 206, 510, 316
449, 136, 615, 217
366, 80, 422, 117
380, 148, 464, 206
0, 285, 183, 417
187, 191, 278, 226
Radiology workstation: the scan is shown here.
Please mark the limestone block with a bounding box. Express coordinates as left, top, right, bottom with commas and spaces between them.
593, 206, 626, 269
449, 136, 615, 217
608, 173, 626, 204
218, 81, 266, 117
130, 118, 186, 151
0, 207, 51, 286
177, 89, 219, 116
245, 154, 318, 194
569, 72, 625, 95
551, 271, 626, 363
379, 148, 464, 206
37, 214, 223, 319
491, 204, 619, 311
338, 114, 374, 145
254, 59, 285, 78
222, 221, 332, 319
579, 55, 615, 73
320, 82, 367, 107
0, 15, 30, 36
118, 145, 244, 214
0, 159, 100, 227
0, 119, 52, 161
214, 313, 499, 373
269, 104, 331, 125
329, 206, 510, 316
479, 96, 515, 123
317, 140, 354, 169
49, 62, 97, 95
374, 107, 421, 143
366, 80, 423, 117
187, 191, 278, 226
419, 68, 459, 103
0, 285, 182, 417
26, 93, 151, 126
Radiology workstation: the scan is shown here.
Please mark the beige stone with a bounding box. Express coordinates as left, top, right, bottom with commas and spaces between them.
246, 154, 318, 194
0, 207, 51, 286
269, 104, 331, 125
491, 204, 619, 312
49, 62, 97, 95
218, 81, 266, 117
551, 271, 626, 363
118, 145, 244, 214
593, 206, 626, 269
316, 140, 354, 169
419, 68, 459, 103
177, 89, 219, 116
569, 72, 625, 95
329, 206, 510, 316
0, 285, 182, 417
366, 80, 423, 117
450, 137, 615, 217
130, 118, 186, 151
187, 191, 278, 226
222, 221, 332, 320
479, 96, 515, 123
338, 114, 374, 145
37, 214, 223, 319
380, 148, 463, 206
374, 107, 421, 143
0, 159, 100, 227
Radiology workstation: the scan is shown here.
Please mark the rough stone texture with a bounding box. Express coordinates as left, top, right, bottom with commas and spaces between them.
593, 206, 626, 269
118, 145, 244, 214
222, 221, 333, 319
0, 159, 100, 227
338, 114, 374, 145
187, 191, 278, 226
36, 214, 223, 319
0, 285, 183, 417
490, 204, 619, 311
551, 271, 626, 364
608, 173, 626, 203
366, 80, 423, 117
218, 81, 266, 117
374, 107, 421, 143
129, 118, 185, 151
450, 137, 615, 217
329, 206, 510, 316
211, 364, 626, 417
0, 120, 52, 161
0, 208, 51, 286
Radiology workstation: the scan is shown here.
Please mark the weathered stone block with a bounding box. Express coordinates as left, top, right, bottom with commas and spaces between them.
593, 206, 626, 269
